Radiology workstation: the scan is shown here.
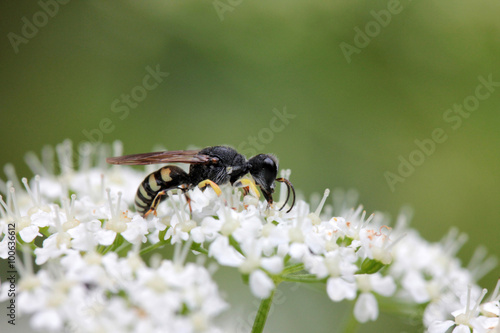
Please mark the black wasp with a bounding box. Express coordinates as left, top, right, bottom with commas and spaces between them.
106, 146, 295, 217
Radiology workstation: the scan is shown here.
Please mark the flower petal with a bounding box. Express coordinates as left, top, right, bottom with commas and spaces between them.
371, 273, 396, 297
209, 237, 244, 267
249, 270, 274, 299
427, 320, 455, 333
261, 256, 283, 275
326, 277, 357, 302
354, 292, 378, 323
19, 225, 40, 243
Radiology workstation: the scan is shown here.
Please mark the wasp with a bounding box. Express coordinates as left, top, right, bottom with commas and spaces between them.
106, 146, 295, 217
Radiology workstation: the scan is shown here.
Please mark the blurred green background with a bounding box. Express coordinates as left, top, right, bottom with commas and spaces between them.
1, 0, 499, 332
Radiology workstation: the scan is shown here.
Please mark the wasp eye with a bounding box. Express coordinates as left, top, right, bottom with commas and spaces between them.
248, 154, 278, 194
262, 157, 277, 187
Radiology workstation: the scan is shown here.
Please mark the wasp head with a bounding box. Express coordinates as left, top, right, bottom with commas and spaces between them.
248, 154, 295, 212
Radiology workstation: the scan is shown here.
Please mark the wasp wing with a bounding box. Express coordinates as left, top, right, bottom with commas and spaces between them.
106, 150, 215, 165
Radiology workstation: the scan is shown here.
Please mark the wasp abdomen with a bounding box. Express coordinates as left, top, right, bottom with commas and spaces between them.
134, 166, 190, 216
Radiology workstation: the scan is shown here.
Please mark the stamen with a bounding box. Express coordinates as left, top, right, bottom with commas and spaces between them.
104, 188, 130, 233
113, 140, 123, 159
348, 205, 363, 222
99, 174, 105, 201
169, 190, 184, 223
0, 194, 13, 217
228, 185, 241, 210
56, 139, 74, 175
177, 238, 193, 268
61, 194, 79, 231
173, 241, 182, 266
295, 201, 307, 228
70, 193, 76, 216
470, 288, 488, 316
441, 228, 468, 257
106, 188, 115, 220
314, 189, 330, 216
489, 278, 500, 302
476, 257, 498, 281
177, 193, 195, 232
386, 232, 407, 251
357, 209, 374, 230
0, 178, 7, 194
35, 175, 41, 206
41, 145, 55, 175
468, 246, 487, 270
97, 144, 108, 170
78, 142, 92, 172
22, 177, 38, 207
4, 164, 22, 192
24, 152, 46, 176
467, 246, 499, 281
116, 191, 122, 218
360, 210, 366, 226
10, 187, 21, 219
456, 286, 488, 326
53, 205, 63, 233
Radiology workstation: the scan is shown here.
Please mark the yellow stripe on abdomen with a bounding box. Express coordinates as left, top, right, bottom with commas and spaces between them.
161, 167, 172, 182
139, 184, 152, 200
148, 174, 161, 191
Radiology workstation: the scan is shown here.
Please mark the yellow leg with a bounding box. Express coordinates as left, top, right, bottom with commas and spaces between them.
198, 179, 222, 196
144, 190, 167, 217
234, 178, 260, 199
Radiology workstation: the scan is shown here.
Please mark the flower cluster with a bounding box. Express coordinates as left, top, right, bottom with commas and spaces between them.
0, 140, 498, 332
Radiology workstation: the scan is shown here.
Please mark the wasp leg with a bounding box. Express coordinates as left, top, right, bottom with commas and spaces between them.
180, 186, 193, 214
144, 190, 167, 217
234, 178, 260, 199
198, 179, 222, 196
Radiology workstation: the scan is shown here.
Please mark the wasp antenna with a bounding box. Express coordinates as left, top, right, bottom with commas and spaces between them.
276, 178, 290, 209
276, 178, 295, 213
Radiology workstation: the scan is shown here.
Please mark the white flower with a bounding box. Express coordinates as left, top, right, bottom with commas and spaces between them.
353, 273, 396, 323
121, 214, 148, 243
327, 277, 357, 302
249, 269, 275, 299
354, 292, 379, 323
209, 235, 244, 267
191, 216, 222, 244
1, 140, 497, 332
428, 287, 490, 333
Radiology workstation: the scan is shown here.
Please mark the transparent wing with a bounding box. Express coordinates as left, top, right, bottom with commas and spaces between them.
106, 149, 215, 165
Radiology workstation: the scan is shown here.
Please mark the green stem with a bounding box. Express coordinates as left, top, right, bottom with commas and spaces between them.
282, 263, 304, 274
115, 242, 132, 256
139, 228, 169, 256
281, 274, 327, 284
190, 242, 208, 255
251, 289, 276, 333
228, 235, 244, 255
139, 240, 167, 256
98, 244, 113, 255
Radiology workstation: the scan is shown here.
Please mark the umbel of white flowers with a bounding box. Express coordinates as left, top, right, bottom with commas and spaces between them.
0, 140, 498, 333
